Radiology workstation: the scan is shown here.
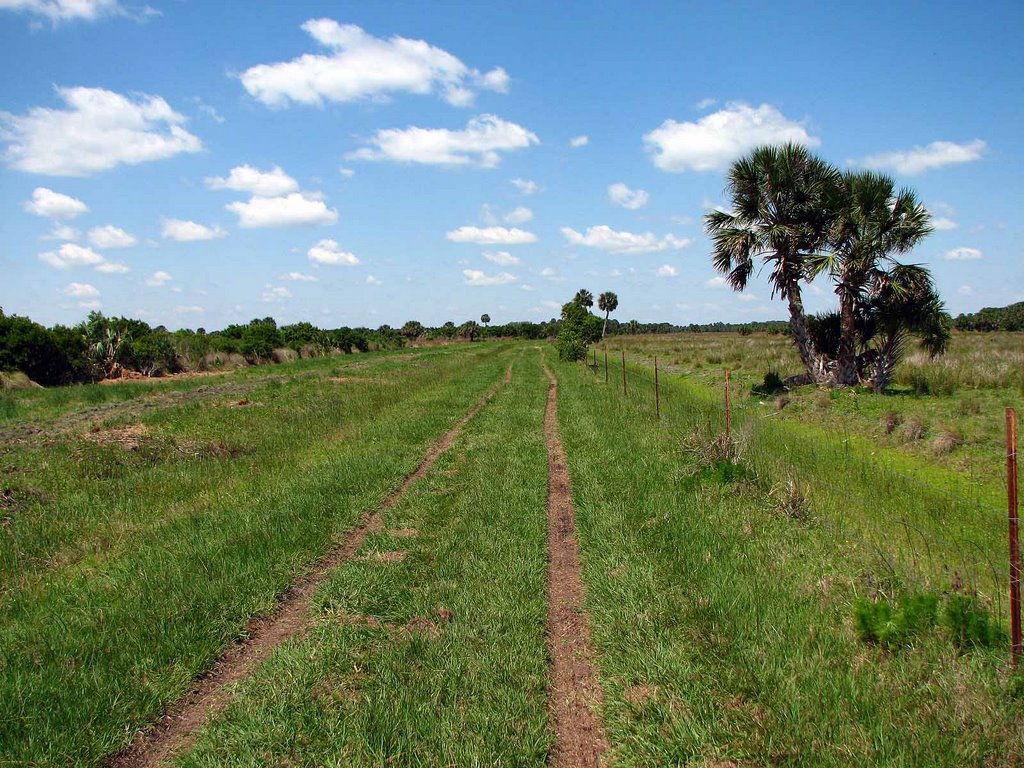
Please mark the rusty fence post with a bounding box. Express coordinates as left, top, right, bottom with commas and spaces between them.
1008, 407, 1021, 667
654, 355, 661, 420
724, 368, 732, 442
604, 350, 608, 384
621, 350, 627, 396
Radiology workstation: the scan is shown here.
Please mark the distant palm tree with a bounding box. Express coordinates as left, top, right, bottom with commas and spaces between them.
573, 289, 594, 308
705, 143, 838, 384
480, 313, 490, 327
597, 291, 618, 337
813, 171, 933, 385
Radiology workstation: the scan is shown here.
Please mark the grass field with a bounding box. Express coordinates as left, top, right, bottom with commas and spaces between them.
1, 337, 1022, 766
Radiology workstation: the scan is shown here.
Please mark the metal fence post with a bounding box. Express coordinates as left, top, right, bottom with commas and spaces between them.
724, 368, 732, 442
655, 355, 660, 420
621, 350, 627, 396
1008, 407, 1021, 666
604, 350, 608, 384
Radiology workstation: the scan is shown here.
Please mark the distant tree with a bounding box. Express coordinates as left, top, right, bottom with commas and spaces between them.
573, 289, 594, 308
400, 320, 425, 340
597, 291, 618, 337
557, 298, 603, 361
458, 320, 480, 341
480, 313, 490, 327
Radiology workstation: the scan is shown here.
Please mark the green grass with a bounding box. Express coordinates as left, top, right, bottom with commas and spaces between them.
0, 343, 514, 766
554, 352, 1024, 766
176, 350, 551, 766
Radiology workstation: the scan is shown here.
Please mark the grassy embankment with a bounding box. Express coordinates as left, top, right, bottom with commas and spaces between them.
176, 350, 552, 766
556, 351, 1024, 766
0, 343, 512, 766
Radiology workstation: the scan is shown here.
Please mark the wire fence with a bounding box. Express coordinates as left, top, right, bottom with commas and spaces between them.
580, 345, 1020, 635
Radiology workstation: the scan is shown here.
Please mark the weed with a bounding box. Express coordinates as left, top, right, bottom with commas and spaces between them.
932, 428, 962, 456
752, 369, 785, 396
902, 415, 927, 441
881, 411, 902, 435
943, 594, 1006, 650
768, 475, 811, 520
853, 593, 939, 648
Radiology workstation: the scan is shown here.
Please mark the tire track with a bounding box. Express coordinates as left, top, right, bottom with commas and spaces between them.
543, 365, 609, 767
109, 364, 513, 768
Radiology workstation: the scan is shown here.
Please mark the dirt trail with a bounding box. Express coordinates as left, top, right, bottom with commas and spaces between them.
109, 364, 513, 768
543, 366, 609, 767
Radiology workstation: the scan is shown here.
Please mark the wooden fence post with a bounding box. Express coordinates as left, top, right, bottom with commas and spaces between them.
621, 350, 627, 396
724, 368, 732, 442
1008, 407, 1021, 666
604, 350, 608, 384
655, 355, 660, 420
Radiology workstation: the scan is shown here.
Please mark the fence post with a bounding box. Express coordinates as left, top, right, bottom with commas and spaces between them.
1008, 407, 1021, 666
654, 355, 660, 420
604, 350, 608, 384
724, 368, 732, 442
621, 350, 627, 396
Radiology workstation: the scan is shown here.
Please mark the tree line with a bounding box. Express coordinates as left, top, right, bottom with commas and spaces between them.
951, 302, 1024, 332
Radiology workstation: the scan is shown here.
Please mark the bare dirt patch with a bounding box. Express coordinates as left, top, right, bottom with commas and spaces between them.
388, 528, 418, 538
81, 423, 150, 451
328, 376, 389, 384
543, 366, 609, 768
359, 550, 407, 563
109, 363, 513, 768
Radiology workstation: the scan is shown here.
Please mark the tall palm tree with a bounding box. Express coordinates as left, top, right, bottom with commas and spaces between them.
480, 313, 490, 327
813, 171, 933, 386
573, 289, 594, 308
597, 291, 618, 337
705, 143, 839, 384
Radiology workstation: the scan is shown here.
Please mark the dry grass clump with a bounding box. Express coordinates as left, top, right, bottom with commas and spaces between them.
0, 371, 41, 391
901, 415, 927, 441
932, 428, 962, 456
769, 475, 811, 520
812, 390, 832, 411
775, 395, 791, 410
681, 429, 736, 469
881, 411, 903, 435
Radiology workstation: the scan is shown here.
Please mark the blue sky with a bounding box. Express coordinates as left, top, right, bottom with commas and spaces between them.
1, 0, 1021, 330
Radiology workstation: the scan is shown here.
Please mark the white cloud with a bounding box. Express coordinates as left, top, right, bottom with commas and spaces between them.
569, 135, 589, 148
339, 167, 355, 178
174, 305, 205, 314
144, 270, 172, 287
205, 165, 299, 197
463, 269, 516, 286
261, 285, 292, 302
347, 114, 538, 168
42, 224, 79, 241
695, 97, 717, 110
483, 250, 521, 266
945, 247, 983, 261
932, 217, 958, 231
607, 182, 650, 210
87, 224, 136, 249
279, 271, 318, 282
226, 192, 338, 228
862, 140, 986, 175
308, 238, 359, 266
38, 242, 126, 273
161, 218, 227, 242
511, 178, 539, 195
957, 285, 975, 296
0, 0, 123, 22
540, 267, 557, 278
60, 281, 99, 297
504, 206, 533, 224
2, 86, 201, 176
656, 264, 678, 277
644, 102, 819, 172
561, 225, 690, 254
366, 274, 382, 285
24, 187, 88, 218
77, 299, 103, 310
706, 276, 728, 287
446, 225, 537, 245
240, 19, 510, 109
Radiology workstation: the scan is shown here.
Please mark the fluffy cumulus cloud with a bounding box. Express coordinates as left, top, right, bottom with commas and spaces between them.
240, 19, 509, 109
161, 218, 227, 241
87, 224, 136, 249
483, 250, 521, 266
560, 225, 690, 254
607, 182, 650, 210
226, 192, 338, 228
862, 140, 986, 175
205, 165, 299, 197
932, 217, 958, 231
38, 242, 127, 272
347, 114, 538, 168
24, 187, 88, 218
60, 281, 99, 297
43, 224, 79, 241
569, 135, 589, 148
144, 270, 172, 287
366, 274, 382, 285
0, 0, 124, 22
511, 178, 539, 195
504, 206, 533, 224
445, 225, 537, 245
261, 285, 292, 302
706, 276, 728, 287
279, 271, 318, 282
945, 247, 983, 261
656, 264, 678, 277
463, 269, 516, 286
2, 86, 202, 176
643, 102, 819, 172
308, 238, 359, 265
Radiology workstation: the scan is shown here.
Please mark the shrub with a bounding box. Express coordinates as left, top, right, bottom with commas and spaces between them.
854, 592, 939, 648
769, 475, 811, 520
752, 369, 785, 396
902, 415, 927, 441
943, 594, 1006, 649
881, 411, 902, 435
932, 427, 962, 455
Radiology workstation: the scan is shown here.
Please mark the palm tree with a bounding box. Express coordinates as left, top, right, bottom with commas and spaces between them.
573, 289, 594, 308
480, 313, 490, 327
813, 171, 933, 386
597, 291, 618, 338
705, 143, 839, 384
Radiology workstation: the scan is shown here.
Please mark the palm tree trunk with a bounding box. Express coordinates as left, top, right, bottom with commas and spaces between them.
602, 311, 609, 338
785, 282, 828, 384
835, 287, 859, 386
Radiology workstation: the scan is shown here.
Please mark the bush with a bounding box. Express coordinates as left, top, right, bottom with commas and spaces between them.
854, 593, 938, 648
943, 594, 1005, 649
0, 313, 81, 386
752, 369, 785, 396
